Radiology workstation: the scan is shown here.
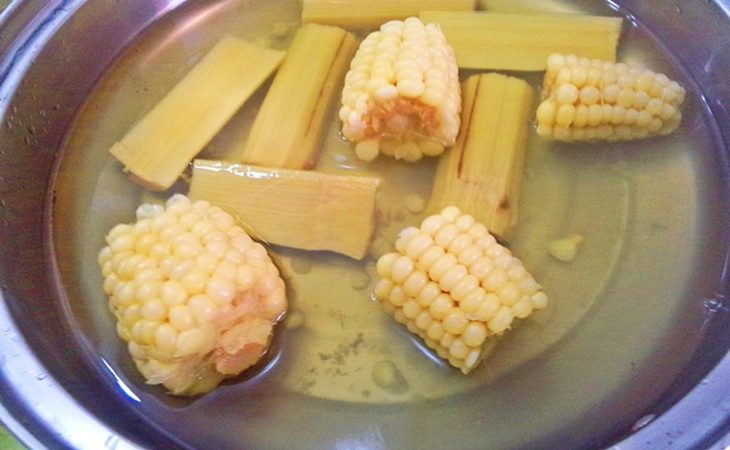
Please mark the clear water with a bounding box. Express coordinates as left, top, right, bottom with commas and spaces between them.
50, 0, 722, 448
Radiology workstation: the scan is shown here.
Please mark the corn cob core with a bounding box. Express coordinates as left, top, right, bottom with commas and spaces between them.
536, 53, 686, 142
339, 17, 461, 161
373, 206, 547, 373
97, 194, 287, 395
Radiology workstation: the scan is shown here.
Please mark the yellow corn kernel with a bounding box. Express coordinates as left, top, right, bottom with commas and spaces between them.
536, 54, 686, 142
98, 194, 288, 396
302, 0, 475, 29
419, 11, 622, 71
189, 159, 380, 260
109, 36, 284, 191
339, 17, 461, 161
374, 206, 547, 374
236, 23, 358, 169
548, 233, 584, 262
429, 73, 533, 239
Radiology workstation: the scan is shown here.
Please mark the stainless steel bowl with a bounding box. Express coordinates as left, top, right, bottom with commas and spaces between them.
0, 1, 728, 448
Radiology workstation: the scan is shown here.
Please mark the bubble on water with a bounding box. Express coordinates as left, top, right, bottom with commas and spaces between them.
631, 414, 656, 431
703, 296, 726, 313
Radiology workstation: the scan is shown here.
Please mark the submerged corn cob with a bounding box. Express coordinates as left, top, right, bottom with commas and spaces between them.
97, 194, 287, 395
339, 17, 461, 162
302, 0, 475, 29
429, 73, 533, 238
536, 54, 686, 141
109, 36, 285, 191
374, 206, 547, 374
419, 11, 622, 71
238, 23, 358, 169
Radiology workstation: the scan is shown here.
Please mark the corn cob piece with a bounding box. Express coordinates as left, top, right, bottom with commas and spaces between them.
339, 17, 462, 162
189, 159, 381, 259
302, 0, 475, 29
429, 73, 533, 239
374, 206, 548, 374
238, 24, 358, 169
97, 194, 287, 395
109, 36, 285, 191
418, 11, 622, 71
535, 54, 686, 142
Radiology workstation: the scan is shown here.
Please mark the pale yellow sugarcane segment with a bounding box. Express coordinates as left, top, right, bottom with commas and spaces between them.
109, 36, 285, 191
429, 73, 533, 238
478, 0, 579, 14
302, 0, 476, 29
238, 23, 358, 169
189, 159, 381, 259
419, 10, 622, 71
